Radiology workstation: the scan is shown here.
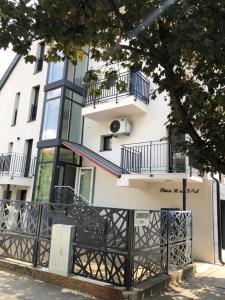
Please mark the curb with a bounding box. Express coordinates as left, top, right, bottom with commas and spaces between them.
0, 258, 195, 300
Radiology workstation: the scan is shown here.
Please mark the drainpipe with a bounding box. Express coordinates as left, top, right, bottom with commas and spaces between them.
211, 173, 225, 265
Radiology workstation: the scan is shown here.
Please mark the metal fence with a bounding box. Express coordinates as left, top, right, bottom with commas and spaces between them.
0, 200, 192, 290
0, 153, 36, 177
121, 140, 192, 174
83, 71, 150, 107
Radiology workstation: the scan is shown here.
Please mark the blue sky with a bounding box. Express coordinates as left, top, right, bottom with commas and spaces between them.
0, 48, 15, 79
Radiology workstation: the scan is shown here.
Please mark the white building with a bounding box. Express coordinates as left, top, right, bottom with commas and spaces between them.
0, 42, 224, 266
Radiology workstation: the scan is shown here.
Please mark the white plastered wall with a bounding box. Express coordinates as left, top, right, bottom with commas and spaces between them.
0, 41, 48, 201
82, 91, 170, 165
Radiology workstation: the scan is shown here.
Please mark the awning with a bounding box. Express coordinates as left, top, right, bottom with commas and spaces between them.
62, 141, 129, 178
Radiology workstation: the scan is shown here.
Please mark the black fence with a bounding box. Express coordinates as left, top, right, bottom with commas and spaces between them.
0, 153, 36, 177
121, 140, 192, 174
83, 71, 150, 107
0, 200, 192, 290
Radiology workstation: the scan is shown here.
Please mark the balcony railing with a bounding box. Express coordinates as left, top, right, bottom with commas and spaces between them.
0, 153, 36, 178
121, 140, 192, 174
83, 71, 150, 107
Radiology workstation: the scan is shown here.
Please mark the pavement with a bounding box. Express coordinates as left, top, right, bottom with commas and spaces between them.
0, 269, 98, 300
153, 262, 225, 299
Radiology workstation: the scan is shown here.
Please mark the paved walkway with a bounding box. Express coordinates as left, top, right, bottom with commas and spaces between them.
0, 269, 98, 300
153, 263, 225, 299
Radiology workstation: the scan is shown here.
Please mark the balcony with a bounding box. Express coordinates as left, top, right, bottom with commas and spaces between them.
119, 140, 202, 186
82, 72, 150, 121
0, 153, 36, 178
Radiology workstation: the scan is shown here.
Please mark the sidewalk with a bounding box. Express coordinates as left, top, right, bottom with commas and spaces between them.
153, 262, 225, 299
0, 269, 98, 300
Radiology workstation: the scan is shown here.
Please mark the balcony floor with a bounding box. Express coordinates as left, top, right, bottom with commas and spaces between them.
0, 175, 34, 187
117, 172, 203, 188
82, 95, 148, 121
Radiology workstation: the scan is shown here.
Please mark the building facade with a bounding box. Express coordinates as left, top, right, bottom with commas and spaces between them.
0, 42, 224, 265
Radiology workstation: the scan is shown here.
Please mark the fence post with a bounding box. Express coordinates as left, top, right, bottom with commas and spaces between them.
125, 210, 134, 290
33, 204, 43, 267
166, 211, 170, 274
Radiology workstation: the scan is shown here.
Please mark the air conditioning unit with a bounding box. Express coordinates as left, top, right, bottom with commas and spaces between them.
109, 118, 132, 136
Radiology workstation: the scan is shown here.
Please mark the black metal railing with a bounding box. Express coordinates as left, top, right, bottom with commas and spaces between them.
121, 140, 191, 174
29, 104, 37, 121
0, 200, 192, 290
83, 71, 150, 107
0, 153, 36, 177
53, 186, 90, 206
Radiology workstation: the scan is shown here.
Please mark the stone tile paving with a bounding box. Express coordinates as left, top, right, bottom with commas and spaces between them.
153, 263, 225, 299
0, 269, 99, 300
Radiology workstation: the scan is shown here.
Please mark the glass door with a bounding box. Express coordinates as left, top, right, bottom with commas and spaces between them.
75, 167, 94, 205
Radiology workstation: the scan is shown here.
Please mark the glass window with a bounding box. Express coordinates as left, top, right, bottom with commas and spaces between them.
67, 61, 75, 82
59, 148, 79, 164
35, 42, 45, 73
39, 148, 55, 162
61, 99, 71, 140
42, 98, 60, 140
74, 55, 88, 87
69, 102, 82, 143
46, 88, 61, 100
48, 61, 64, 83
66, 55, 88, 87
65, 89, 83, 104
101, 135, 112, 151
35, 163, 53, 202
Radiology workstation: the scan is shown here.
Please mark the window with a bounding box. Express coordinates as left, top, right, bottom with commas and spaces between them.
29, 86, 40, 121
8, 142, 13, 153
61, 92, 83, 143
11, 92, 20, 126
101, 135, 112, 151
168, 126, 186, 173
34, 147, 55, 202
42, 98, 60, 140
48, 61, 64, 83
24, 139, 33, 177
67, 53, 88, 87
35, 42, 45, 73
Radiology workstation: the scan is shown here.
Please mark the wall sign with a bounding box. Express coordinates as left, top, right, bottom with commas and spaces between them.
134, 210, 150, 227
160, 188, 199, 194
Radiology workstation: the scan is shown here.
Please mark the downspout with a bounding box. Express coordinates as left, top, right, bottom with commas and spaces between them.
211, 173, 225, 265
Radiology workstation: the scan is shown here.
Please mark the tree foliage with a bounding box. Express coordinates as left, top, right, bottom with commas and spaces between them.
1, 0, 225, 173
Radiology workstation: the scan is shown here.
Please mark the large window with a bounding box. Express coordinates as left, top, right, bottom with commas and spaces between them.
42, 90, 61, 140
34, 148, 55, 202
61, 89, 83, 143
67, 53, 88, 87
48, 61, 64, 83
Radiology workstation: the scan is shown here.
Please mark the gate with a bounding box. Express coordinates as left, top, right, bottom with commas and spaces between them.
0, 200, 192, 290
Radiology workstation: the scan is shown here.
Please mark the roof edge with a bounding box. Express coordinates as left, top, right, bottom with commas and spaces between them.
0, 54, 22, 91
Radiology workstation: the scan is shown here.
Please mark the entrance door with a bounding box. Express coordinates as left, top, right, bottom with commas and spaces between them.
221, 201, 225, 249
75, 167, 94, 205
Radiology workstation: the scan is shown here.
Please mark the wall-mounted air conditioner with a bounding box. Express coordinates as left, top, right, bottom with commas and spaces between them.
109, 118, 131, 136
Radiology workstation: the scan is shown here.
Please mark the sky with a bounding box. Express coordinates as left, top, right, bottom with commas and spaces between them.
0, 48, 15, 80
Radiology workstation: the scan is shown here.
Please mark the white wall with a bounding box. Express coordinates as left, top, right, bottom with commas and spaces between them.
0, 41, 48, 200
83, 92, 170, 165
